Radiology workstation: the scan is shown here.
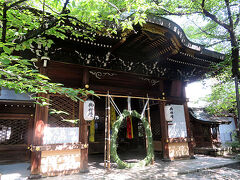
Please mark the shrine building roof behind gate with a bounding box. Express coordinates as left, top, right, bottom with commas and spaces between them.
28, 16, 225, 82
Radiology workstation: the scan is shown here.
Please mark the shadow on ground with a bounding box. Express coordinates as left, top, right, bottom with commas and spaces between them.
0, 153, 240, 180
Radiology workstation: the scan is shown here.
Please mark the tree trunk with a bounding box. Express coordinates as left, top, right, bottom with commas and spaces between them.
229, 30, 240, 137
229, 31, 239, 77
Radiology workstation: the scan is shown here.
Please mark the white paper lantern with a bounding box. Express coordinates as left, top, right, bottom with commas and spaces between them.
84, 100, 95, 121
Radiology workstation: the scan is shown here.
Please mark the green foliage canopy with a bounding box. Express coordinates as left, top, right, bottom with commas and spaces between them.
157, 0, 239, 117
0, 0, 160, 104
1, 0, 239, 117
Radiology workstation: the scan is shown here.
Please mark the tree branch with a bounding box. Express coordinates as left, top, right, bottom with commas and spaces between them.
3, 0, 70, 48
153, 8, 201, 16
15, 5, 93, 33
66, 16, 98, 32
2, 2, 7, 43
15, 5, 52, 16
39, 0, 60, 15
14, 18, 59, 44
0, 68, 21, 79
15, 0, 70, 43
61, 0, 70, 14
189, 18, 230, 40
224, 0, 234, 30
7, 0, 27, 9
103, 0, 121, 14
201, 0, 230, 31
206, 40, 229, 47
234, 6, 240, 27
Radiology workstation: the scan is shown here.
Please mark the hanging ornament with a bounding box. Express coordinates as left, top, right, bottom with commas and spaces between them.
126, 116, 134, 139
89, 120, 95, 142
110, 100, 116, 128
126, 97, 134, 139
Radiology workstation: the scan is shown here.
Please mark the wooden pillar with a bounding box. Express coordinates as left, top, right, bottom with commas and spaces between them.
30, 94, 49, 176
79, 68, 89, 172
170, 80, 182, 97
104, 96, 107, 168
159, 101, 170, 160
182, 82, 195, 158
79, 99, 89, 172
234, 116, 238, 129
27, 114, 34, 160
217, 126, 221, 143
107, 94, 111, 170
209, 125, 214, 147
183, 102, 195, 158
158, 80, 164, 96
30, 62, 49, 177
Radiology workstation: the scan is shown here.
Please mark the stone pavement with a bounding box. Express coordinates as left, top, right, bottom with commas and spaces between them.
177, 166, 240, 180
0, 155, 239, 180
0, 163, 29, 180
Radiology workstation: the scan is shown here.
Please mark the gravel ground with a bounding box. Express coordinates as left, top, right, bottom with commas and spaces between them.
175, 166, 240, 180
42, 165, 240, 180
42, 155, 240, 180
1, 154, 239, 180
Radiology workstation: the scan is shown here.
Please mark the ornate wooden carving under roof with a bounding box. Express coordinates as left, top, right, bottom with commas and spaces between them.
28, 17, 224, 82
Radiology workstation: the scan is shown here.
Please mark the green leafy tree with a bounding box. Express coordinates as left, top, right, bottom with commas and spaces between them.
156, 0, 240, 145
0, 0, 159, 104
1, 0, 239, 115
155, 0, 239, 118
204, 71, 236, 117
156, 0, 239, 76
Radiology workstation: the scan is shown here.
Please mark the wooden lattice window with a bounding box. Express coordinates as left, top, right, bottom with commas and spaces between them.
48, 95, 79, 127
0, 119, 29, 145
150, 107, 161, 141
